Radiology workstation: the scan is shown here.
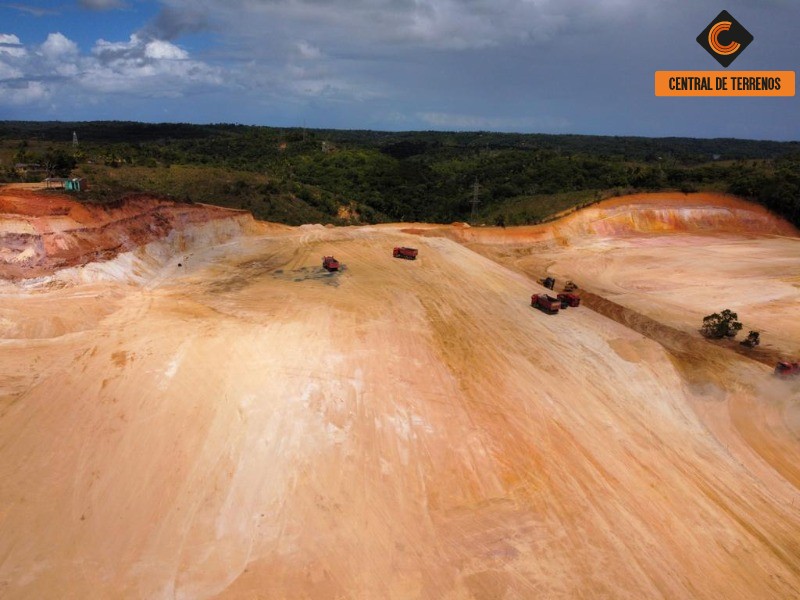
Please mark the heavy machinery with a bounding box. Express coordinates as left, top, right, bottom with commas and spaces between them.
393, 247, 418, 260
531, 294, 560, 314
563, 280, 578, 292
537, 277, 556, 290
774, 361, 800, 378
322, 256, 340, 272
557, 292, 581, 308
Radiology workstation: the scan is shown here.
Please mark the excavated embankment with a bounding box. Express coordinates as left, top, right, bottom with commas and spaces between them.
0, 188, 263, 280
403, 192, 798, 244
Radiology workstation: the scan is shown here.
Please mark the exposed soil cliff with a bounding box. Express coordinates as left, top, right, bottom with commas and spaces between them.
403, 192, 799, 244
0, 187, 262, 280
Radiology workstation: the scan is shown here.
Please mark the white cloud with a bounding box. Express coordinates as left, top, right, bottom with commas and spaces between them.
0, 31, 224, 110
40, 33, 79, 59
0, 80, 49, 104
92, 34, 143, 59
0, 33, 25, 81
0, 33, 26, 57
86, 35, 221, 95
36, 34, 82, 77
0, 61, 21, 79
92, 35, 191, 61
296, 41, 322, 60
144, 39, 189, 60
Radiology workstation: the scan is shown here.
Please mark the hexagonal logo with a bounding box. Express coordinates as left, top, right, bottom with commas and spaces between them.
696, 10, 754, 68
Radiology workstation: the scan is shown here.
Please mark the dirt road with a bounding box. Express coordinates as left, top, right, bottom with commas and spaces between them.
1, 192, 799, 598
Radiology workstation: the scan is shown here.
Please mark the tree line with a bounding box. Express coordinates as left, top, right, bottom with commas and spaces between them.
1, 121, 798, 227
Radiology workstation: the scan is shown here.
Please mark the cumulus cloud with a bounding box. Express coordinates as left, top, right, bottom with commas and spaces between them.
0, 31, 224, 109
86, 34, 221, 95
0, 33, 26, 56
0, 79, 49, 105
92, 34, 190, 62
0, 33, 25, 79
144, 39, 189, 60
40, 32, 79, 59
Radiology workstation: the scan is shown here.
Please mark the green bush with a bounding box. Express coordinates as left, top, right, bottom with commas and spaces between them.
701, 310, 743, 339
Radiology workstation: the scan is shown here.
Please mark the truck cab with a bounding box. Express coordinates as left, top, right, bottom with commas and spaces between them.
775, 361, 800, 378
322, 256, 340, 271
531, 294, 560, 314
557, 292, 581, 308
393, 247, 418, 260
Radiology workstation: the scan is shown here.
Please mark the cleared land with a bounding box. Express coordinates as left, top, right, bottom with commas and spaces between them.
0, 189, 799, 599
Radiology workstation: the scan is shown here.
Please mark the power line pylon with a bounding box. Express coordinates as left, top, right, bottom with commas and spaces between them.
470, 179, 480, 224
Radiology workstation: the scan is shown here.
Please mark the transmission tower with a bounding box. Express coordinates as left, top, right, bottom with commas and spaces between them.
470, 179, 480, 224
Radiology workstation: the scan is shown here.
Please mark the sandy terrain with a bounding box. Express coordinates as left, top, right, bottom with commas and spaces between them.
1, 189, 799, 598
456, 194, 800, 358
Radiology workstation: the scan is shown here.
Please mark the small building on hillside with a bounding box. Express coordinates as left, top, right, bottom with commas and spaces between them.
64, 177, 85, 192
45, 177, 87, 192
45, 177, 69, 189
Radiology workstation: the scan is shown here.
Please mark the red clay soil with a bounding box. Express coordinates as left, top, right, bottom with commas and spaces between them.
403, 192, 799, 244
0, 187, 251, 280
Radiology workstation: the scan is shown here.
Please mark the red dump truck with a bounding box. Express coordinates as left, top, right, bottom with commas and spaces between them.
557, 292, 581, 308
775, 361, 800, 378
531, 294, 560, 314
393, 246, 418, 260
322, 256, 340, 271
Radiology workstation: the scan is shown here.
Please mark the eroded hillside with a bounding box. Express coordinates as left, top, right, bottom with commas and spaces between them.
0, 185, 260, 280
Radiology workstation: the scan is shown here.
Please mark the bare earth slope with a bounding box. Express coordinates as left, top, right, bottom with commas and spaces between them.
0, 186, 259, 280
1, 190, 799, 598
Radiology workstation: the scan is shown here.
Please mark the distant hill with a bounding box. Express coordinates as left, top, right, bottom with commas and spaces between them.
1, 120, 798, 227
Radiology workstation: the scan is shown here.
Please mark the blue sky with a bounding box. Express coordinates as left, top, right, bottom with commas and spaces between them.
0, 0, 798, 140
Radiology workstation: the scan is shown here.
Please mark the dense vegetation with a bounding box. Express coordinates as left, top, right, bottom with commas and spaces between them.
1, 120, 798, 227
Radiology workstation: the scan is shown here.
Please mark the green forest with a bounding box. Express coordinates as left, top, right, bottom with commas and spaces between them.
1, 120, 798, 227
